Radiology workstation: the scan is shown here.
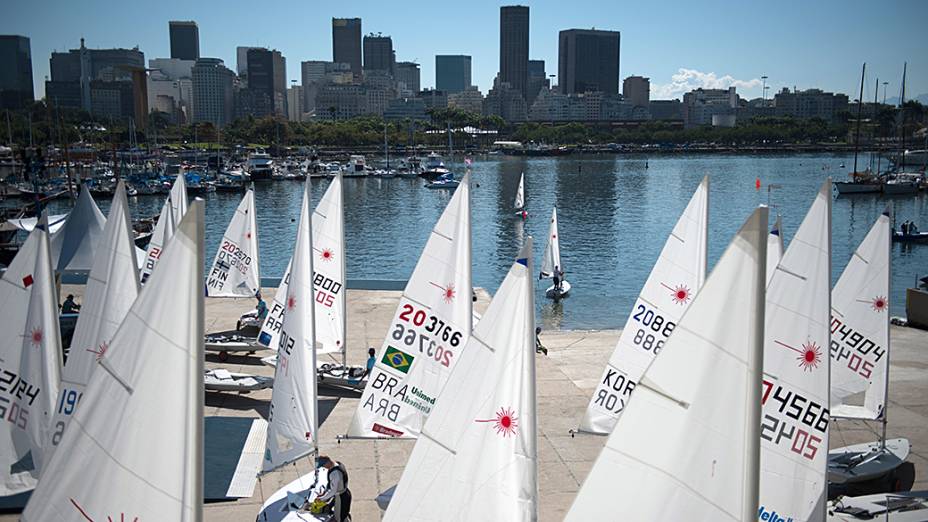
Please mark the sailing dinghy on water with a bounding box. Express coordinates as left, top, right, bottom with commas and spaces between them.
48, 182, 140, 461
346, 172, 472, 439
514, 172, 527, 219
577, 176, 708, 435
0, 216, 62, 494
140, 173, 188, 283
22, 200, 205, 521
206, 187, 261, 297
539, 207, 570, 299
767, 213, 784, 287
262, 179, 319, 473
565, 207, 768, 522
384, 239, 537, 521
758, 180, 831, 522
828, 208, 909, 490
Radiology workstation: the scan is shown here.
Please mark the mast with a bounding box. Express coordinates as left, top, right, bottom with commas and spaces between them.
899, 63, 907, 172
743, 206, 768, 522
340, 173, 347, 368
852, 63, 866, 174
384, 122, 389, 169
881, 207, 891, 450
871, 78, 879, 173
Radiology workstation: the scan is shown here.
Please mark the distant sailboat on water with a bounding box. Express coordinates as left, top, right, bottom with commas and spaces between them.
514, 172, 527, 219
540, 207, 570, 299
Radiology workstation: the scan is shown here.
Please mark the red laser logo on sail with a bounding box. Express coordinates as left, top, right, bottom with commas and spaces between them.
430, 282, 456, 303
871, 296, 887, 313
87, 341, 108, 361
69, 497, 139, 522
29, 327, 43, 347
775, 340, 822, 372
476, 407, 519, 437
661, 283, 692, 305
287, 294, 297, 311
319, 248, 334, 262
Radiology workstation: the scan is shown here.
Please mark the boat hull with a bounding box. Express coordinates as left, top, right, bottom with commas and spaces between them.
828, 437, 910, 486
545, 280, 571, 299
834, 181, 881, 195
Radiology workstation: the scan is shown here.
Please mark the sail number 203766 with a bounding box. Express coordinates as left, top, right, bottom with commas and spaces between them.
391, 304, 463, 368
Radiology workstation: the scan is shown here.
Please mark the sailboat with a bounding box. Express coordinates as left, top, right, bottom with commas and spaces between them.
539, 207, 569, 299
0, 216, 62, 494
48, 182, 140, 461
262, 179, 319, 472
767, 213, 784, 287
758, 180, 831, 521
514, 172, 527, 219
22, 200, 205, 521
565, 207, 768, 521
49, 185, 106, 273
577, 177, 708, 434
206, 187, 261, 297
346, 172, 472, 439
384, 239, 537, 521
140, 173, 188, 283
828, 208, 909, 490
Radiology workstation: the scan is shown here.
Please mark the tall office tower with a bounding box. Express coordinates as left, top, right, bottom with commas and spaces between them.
363, 33, 393, 73
623, 75, 649, 107
0, 35, 34, 109
526, 59, 546, 107
246, 48, 287, 117
435, 55, 471, 94
192, 58, 234, 126
169, 21, 200, 61
332, 18, 362, 79
558, 29, 620, 95
394, 61, 420, 94
499, 5, 529, 99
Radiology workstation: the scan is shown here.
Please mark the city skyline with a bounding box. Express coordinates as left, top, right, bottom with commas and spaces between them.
3, 0, 927, 103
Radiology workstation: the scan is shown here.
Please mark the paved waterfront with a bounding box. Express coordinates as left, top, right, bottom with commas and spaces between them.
4, 286, 925, 520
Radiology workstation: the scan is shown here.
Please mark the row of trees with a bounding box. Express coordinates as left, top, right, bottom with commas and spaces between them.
3, 100, 926, 150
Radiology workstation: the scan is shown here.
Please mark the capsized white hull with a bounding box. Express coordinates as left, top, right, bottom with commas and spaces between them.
828, 438, 910, 485
204, 369, 273, 393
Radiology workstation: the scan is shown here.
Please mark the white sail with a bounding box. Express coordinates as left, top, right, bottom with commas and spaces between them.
49, 183, 141, 460
49, 186, 106, 272
262, 180, 319, 471
514, 172, 525, 210
565, 207, 768, 522
258, 175, 345, 355
539, 207, 561, 278
0, 219, 62, 494
579, 177, 708, 434
347, 173, 472, 438
141, 174, 188, 283
759, 180, 831, 522
22, 200, 205, 522
384, 239, 536, 522
206, 188, 261, 297
767, 214, 784, 287
830, 209, 890, 420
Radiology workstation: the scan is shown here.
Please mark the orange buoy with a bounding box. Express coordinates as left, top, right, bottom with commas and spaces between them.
755, 178, 761, 190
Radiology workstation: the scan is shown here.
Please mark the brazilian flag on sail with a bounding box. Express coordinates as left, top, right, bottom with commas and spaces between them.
382, 346, 414, 374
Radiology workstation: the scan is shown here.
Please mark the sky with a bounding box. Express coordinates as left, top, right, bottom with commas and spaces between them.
4, 0, 927, 103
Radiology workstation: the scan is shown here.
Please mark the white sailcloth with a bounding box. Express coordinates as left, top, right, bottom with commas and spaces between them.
22, 200, 205, 522
206, 188, 261, 297
0, 220, 62, 494
347, 173, 472, 438
565, 207, 768, 522
578, 177, 708, 434
539, 207, 561, 278
758, 180, 831, 522
49, 182, 141, 460
767, 214, 784, 287
258, 174, 345, 355
384, 239, 536, 522
830, 209, 890, 420
140, 174, 188, 283
514, 172, 525, 210
263, 180, 319, 471
49, 186, 106, 272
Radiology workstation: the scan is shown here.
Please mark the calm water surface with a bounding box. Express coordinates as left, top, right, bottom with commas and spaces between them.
30, 154, 928, 330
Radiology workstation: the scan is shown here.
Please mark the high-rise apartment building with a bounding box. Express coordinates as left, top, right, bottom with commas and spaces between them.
435, 55, 471, 94
0, 35, 34, 109
192, 57, 234, 126
332, 18, 362, 78
558, 29, 620, 95
499, 6, 529, 98
363, 34, 393, 73
169, 21, 199, 61
623, 75, 649, 107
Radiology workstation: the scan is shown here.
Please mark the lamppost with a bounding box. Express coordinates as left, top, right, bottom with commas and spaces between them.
761, 75, 769, 106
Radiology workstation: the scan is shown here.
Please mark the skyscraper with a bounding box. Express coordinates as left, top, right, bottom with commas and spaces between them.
435, 55, 471, 94
0, 35, 34, 109
169, 21, 200, 61
394, 61, 420, 95
499, 5, 529, 99
623, 75, 649, 107
558, 29, 620, 95
526, 59, 546, 107
363, 34, 393, 73
332, 18, 362, 79
192, 58, 234, 126
246, 48, 287, 117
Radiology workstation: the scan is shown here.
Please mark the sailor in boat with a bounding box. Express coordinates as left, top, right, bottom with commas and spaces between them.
901, 221, 909, 235
552, 265, 565, 292
316, 456, 352, 522
236, 291, 268, 330
61, 294, 81, 314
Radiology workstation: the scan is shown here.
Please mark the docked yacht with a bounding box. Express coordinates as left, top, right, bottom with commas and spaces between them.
420, 152, 450, 179
246, 150, 274, 181
344, 155, 368, 177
